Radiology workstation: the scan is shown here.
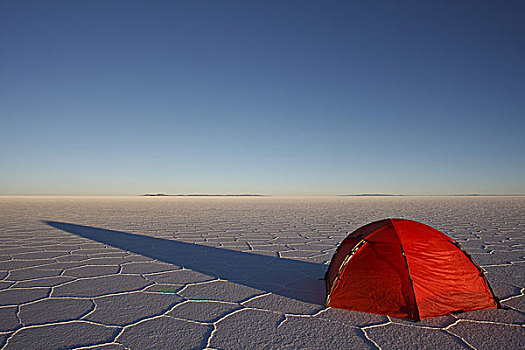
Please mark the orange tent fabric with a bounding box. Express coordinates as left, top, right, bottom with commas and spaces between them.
325, 218, 500, 320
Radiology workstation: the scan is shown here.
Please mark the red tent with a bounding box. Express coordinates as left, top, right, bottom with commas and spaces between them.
325, 218, 500, 320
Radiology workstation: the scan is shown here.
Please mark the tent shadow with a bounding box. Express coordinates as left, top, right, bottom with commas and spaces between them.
44, 221, 326, 305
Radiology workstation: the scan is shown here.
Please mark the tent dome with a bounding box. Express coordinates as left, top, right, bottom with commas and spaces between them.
325, 218, 499, 320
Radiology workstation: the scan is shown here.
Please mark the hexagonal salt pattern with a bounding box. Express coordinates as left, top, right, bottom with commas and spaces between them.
0, 196, 523, 349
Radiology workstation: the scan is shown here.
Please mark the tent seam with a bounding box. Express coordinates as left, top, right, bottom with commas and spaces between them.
448, 240, 501, 309
389, 218, 421, 322
325, 238, 368, 306
326, 219, 394, 306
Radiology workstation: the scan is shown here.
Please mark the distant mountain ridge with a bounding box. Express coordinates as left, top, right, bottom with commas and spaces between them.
339, 194, 402, 196
142, 193, 266, 197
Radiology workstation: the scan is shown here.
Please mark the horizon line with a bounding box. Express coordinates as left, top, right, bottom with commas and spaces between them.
1, 193, 525, 197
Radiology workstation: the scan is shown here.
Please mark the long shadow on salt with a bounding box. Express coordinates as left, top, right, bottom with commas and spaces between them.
44, 221, 326, 305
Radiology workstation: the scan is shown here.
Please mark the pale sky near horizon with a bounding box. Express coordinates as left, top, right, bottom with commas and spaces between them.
1, 1, 524, 195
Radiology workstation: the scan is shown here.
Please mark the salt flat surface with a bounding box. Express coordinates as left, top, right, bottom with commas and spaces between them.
0, 196, 523, 349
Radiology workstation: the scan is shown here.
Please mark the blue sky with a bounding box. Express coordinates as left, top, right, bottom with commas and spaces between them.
1, 1, 524, 195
